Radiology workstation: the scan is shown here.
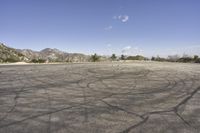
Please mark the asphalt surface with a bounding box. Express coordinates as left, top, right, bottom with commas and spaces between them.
0, 62, 200, 133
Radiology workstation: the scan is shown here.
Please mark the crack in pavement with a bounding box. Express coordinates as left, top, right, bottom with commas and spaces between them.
174, 87, 200, 112
0, 72, 26, 123
0, 105, 77, 129
100, 99, 144, 119
120, 117, 149, 133
121, 86, 200, 133
0, 63, 200, 133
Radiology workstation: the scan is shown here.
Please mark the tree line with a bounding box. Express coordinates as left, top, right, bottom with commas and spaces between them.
90, 53, 200, 63
151, 55, 200, 63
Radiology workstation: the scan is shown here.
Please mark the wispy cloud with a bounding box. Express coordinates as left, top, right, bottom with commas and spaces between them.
122, 46, 132, 54
122, 46, 131, 50
113, 15, 129, 23
122, 46, 144, 55
104, 25, 113, 31
119, 15, 129, 22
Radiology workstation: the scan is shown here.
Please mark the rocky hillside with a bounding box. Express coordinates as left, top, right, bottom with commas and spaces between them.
0, 43, 28, 62
0, 43, 90, 63
17, 49, 40, 60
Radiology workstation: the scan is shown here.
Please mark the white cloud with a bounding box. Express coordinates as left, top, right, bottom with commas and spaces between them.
104, 25, 113, 31
113, 15, 129, 23
121, 15, 129, 22
121, 46, 144, 55
123, 46, 132, 50
122, 46, 132, 54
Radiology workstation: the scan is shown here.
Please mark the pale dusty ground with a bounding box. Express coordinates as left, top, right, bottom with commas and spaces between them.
0, 62, 200, 133
0, 62, 29, 65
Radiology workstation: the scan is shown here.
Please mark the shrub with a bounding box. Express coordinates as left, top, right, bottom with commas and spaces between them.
151, 57, 155, 61
177, 57, 193, 63
195, 58, 200, 63
126, 55, 146, 60
151, 56, 166, 62
31, 59, 46, 63
111, 54, 117, 61
120, 55, 126, 60
5, 58, 19, 62
194, 55, 199, 61
91, 53, 100, 62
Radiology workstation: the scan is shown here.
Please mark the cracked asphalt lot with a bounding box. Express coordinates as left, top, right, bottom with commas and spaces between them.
0, 62, 200, 133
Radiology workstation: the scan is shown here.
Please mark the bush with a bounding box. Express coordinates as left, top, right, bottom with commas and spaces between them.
151, 57, 155, 61
177, 57, 193, 63
31, 59, 46, 63
120, 55, 126, 60
126, 55, 146, 60
195, 58, 200, 63
151, 56, 166, 62
4, 58, 19, 62
38, 59, 46, 63
110, 54, 117, 61
194, 55, 198, 60
91, 53, 100, 62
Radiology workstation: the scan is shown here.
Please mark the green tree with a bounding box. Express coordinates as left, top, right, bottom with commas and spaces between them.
38, 59, 46, 63
91, 53, 100, 62
151, 57, 155, 61
31, 58, 46, 63
194, 55, 199, 61
120, 54, 125, 60
111, 54, 117, 61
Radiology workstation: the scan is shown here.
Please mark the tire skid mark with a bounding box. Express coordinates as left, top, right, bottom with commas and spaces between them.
0, 71, 26, 123
0, 65, 118, 128
118, 70, 200, 133
0, 64, 200, 133
29, 67, 54, 133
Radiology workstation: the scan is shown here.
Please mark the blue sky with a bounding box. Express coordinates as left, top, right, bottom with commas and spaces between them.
0, 0, 200, 57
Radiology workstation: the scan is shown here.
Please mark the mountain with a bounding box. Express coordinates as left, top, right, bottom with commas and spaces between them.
0, 43, 28, 62
17, 49, 40, 60
0, 43, 90, 63
39, 48, 68, 62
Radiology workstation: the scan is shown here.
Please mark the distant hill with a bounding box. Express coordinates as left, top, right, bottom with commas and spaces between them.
0, 43, 90, 63
0, 43, 28, 62
16, 49, 40, 60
